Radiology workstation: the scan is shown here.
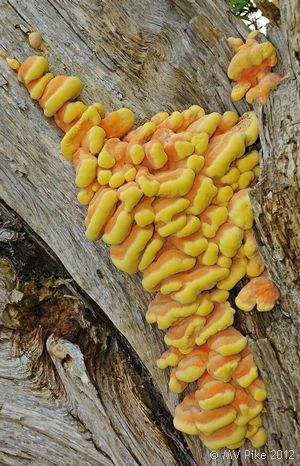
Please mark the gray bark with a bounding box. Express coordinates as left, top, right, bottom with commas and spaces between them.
0, 0, 299, 465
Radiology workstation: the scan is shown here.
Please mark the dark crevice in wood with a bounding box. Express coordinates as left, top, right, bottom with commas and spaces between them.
0, 0, 299, 463
0, 200, 69, 282
0, 202, 195, 466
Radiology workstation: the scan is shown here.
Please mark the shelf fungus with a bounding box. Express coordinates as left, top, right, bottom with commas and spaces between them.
11, 54, 281, 451
227, 30, 284, 104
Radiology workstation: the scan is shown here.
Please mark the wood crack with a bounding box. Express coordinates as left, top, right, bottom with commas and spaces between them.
0, 0, 299, 464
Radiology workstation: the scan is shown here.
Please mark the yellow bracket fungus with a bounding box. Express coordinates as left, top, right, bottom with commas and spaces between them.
11, 53, 281, 452
227, 30, 284, 104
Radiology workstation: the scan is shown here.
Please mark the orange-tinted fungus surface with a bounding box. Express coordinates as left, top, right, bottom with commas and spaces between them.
13, 54, 281, 451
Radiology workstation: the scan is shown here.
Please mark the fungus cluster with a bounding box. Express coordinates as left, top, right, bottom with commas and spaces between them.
14, 54, 280, 451
227, 30, 283, 104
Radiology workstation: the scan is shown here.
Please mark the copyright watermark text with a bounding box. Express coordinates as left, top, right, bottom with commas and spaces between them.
210, 449, 295, 461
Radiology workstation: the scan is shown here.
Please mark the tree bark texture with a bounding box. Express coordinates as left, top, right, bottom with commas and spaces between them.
0, 0, 299, 465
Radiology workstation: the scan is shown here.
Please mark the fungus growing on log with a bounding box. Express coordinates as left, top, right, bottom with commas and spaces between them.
227, 30, 284, 104
8, 53, 281, 451
236, 275, 280, 312
28, 31, 47, 53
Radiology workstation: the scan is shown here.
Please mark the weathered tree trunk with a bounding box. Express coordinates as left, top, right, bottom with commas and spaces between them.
0, 0, 299, 465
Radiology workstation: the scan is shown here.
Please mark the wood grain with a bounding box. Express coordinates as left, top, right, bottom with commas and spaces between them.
0, 252, 190, 466
0, 0, 299, 464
